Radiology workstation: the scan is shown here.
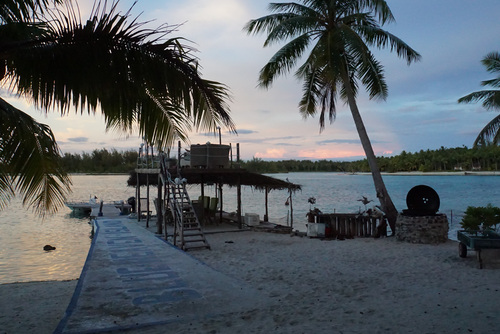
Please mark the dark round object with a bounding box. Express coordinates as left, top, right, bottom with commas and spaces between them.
127, 196, 136, 213
459, 242, 467, 258
406, 185, 440, 215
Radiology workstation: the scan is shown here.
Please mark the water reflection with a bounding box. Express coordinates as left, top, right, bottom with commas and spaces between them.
0, 174, 131, 284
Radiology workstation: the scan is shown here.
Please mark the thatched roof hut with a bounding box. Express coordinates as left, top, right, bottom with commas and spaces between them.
127, 168, 301, 191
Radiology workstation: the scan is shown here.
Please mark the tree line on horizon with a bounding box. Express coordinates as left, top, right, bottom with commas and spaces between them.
59, 145, 500, 174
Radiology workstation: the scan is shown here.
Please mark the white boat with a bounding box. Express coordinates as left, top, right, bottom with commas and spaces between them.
65, 196, 100, 215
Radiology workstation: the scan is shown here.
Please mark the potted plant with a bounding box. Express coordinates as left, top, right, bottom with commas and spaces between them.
306, 197, 321, 222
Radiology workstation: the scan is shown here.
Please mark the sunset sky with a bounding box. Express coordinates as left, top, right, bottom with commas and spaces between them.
5, 0, 500, 160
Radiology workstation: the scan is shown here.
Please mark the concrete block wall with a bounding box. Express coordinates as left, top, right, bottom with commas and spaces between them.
396, 214, 449, 244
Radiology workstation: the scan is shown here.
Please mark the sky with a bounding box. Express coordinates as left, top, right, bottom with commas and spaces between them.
5, 0, 500, 161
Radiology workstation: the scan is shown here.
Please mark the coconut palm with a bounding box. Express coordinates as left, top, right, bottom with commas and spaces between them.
0, 0, 235, 215
244, 0, 420, 231
458, 51, 500, 146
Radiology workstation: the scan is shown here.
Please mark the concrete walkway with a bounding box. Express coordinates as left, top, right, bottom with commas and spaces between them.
54, 217, 266, 333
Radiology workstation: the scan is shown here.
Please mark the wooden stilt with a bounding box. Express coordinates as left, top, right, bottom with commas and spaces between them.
264, 186, 269, 222
237, 175, 242, 229
146, 173, 150, 228
157, 174, 163, 235
137, 173, 141, 222
219, 183, 223, 224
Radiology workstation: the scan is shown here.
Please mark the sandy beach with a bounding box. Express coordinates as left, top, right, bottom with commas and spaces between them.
2, 226, 500, 334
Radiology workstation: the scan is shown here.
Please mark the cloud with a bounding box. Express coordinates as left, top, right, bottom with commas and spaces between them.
298, 148, 365, 160
317, 139, 361, 146
255, 148, 286, 159
68, 137, 88, 143
274, 142, 300, 147
236, 129, 259, 135
237, 135, 302, 144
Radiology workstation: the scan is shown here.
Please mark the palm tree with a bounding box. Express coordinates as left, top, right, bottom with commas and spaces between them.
458, 51, 500, 146
0, 0, 235, 215
244, 0, 420, 231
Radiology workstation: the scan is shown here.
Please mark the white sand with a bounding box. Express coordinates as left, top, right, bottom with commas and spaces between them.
174, 231, 500, 334
2, 229, 500, 334
0, 280, 77, 334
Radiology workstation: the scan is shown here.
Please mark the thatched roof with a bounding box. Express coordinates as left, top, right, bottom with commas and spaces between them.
127, 168, 301, 192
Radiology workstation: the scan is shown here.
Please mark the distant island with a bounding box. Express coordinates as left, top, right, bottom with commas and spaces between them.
60, 145, 499, 174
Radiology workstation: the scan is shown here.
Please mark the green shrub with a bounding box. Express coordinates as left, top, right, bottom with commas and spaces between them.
460, 204, 500, 233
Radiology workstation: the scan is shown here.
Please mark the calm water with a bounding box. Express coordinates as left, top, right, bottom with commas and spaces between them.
0, 173, 499, 284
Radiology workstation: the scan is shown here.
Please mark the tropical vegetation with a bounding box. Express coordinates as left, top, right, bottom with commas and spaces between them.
244, 0, 421, 230
54, 144, 500, 174
459, 51, 500, 146
0, 0, 234, 215
242, 145, 500, 173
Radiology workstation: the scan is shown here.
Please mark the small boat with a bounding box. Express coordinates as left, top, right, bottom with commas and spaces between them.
65, 196, 100, 216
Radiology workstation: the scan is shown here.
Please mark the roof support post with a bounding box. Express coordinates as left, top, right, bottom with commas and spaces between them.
146, 173, 150, 228
264, 186, 269, 222
237, 174, 242, 229
200, 175, 205, 225
289, 186, 293, 229
157, 174, 163, 235
219, 183, 223, 224
137, 173, 141, 222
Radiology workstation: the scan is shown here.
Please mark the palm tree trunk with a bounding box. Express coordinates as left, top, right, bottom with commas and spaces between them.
342, 76, 398, 232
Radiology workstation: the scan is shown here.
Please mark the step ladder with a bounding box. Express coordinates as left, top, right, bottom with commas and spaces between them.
166, 176, 210, 251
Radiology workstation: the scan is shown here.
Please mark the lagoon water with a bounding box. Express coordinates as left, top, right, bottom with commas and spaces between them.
0, 172, 499, 284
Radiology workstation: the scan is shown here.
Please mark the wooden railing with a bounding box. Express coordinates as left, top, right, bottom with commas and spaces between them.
316, 213, 388, 238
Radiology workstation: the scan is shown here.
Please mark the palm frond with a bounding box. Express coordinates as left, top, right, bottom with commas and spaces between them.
259, 33, 311, 88
481, 78, 500, 88
474, 114, 500, 147
458, 90, 500, 110
358, 50, 387, 99
482, 51, 500, 73
297, 62, 323, 118
0, 0, 63, 23
0, 97, 72, 216
3, 0, 235, 151
356, 0, 395, 24
355, 24, 421, 65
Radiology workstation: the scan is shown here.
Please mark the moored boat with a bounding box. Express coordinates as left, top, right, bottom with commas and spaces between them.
65, 196, 99, 216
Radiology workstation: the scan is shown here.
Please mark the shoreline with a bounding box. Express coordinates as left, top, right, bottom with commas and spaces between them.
378, 171, 499, 176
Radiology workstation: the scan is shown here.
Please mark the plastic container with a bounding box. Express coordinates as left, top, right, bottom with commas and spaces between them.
245, 213, 260, 226
307, 223, 325, 237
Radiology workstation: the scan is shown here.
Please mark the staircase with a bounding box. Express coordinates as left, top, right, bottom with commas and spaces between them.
160, 160, 210, 251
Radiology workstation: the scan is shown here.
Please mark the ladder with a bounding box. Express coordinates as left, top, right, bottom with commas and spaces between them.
162, 166, 210, 251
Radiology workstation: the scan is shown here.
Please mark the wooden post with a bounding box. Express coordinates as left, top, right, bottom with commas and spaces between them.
219, 183, 223, 224
137, 173, 141, 222
230, 143, 233, 166
157, 174, 163, 235
236, 143, 240, 167
177, 141, 181, 174
237, 174, 242, 229
200, 175, 205, 225
289, 187, 293, 229
264, 186, 269, 222
146, 173, 150, 228
165, 179, 170, 240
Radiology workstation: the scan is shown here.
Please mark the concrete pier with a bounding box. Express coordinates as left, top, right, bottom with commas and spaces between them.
54, 217, 266, 333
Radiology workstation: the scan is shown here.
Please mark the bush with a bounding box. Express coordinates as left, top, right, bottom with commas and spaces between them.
460, 204, 500, 233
